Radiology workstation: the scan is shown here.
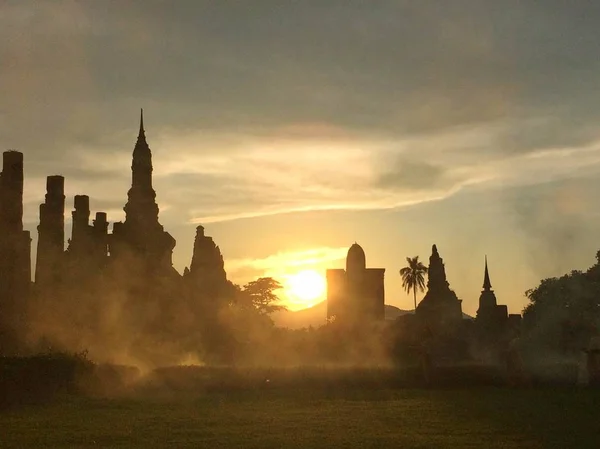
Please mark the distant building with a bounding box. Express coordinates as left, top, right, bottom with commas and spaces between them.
326, 243, 385, 323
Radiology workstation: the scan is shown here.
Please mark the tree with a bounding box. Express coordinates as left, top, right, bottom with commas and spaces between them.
399, 256, 428, 311
240, 277, 287, 315
522, 254, 600, 353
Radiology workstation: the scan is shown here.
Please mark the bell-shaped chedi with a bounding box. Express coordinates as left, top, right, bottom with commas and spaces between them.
415, 244, 463, 328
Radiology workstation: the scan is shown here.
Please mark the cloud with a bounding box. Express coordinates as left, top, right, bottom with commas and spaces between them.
376, 158, 452, 191
227, 246, 349, 276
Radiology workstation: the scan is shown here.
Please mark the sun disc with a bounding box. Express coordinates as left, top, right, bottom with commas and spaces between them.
287, 269, 326, 303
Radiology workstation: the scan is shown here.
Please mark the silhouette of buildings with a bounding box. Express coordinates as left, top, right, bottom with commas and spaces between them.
0, 111, 524, 364
0, 151, 31, 351
0, 111, 236, 359
326, 243, 385, 323
415, 244, 463, 330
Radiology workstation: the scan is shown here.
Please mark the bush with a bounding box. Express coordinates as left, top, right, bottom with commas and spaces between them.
0, 351, 93, 409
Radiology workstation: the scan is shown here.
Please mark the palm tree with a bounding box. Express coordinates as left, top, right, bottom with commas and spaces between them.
399, 256, 428, 312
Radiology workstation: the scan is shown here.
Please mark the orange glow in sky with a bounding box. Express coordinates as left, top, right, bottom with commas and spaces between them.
282, 269, 327, 310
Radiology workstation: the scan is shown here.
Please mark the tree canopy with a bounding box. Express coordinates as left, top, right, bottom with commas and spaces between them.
523, 251, 600, 352
239, 277, 287, 315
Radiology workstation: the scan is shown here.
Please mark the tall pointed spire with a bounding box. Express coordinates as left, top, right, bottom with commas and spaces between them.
136, 108, 147, 145
483, 255, 492, 291
139, 108, 145, 136
124, 110, 158, 227
110, 110, 176, 271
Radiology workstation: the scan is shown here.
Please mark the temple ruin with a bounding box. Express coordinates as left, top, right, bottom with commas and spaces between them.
0, 112, 231, 359
0, 112, 523, 363
415, 244, 463, 330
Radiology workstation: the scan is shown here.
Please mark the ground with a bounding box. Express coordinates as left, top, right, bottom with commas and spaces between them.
2, 387, 599, 448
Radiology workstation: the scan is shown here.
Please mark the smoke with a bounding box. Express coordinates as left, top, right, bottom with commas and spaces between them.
508, 179, 594, 277
20, 262, 395, 377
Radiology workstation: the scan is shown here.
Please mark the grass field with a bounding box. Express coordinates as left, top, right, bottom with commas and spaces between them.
2, 386, 599, 448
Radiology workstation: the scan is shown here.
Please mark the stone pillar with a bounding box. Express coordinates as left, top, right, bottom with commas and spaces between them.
70, 195, 90, 255
0, 151, 24, 233
35, 175, 65, 286
0, 151, 30, 354
92, 212, 109, 262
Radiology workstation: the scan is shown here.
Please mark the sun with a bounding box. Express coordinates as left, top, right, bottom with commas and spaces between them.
286, 269, 326, 307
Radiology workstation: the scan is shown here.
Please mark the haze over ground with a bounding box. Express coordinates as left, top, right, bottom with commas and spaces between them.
3, 1, 600, 314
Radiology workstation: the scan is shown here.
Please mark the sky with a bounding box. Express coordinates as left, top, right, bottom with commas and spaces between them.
3, 0, 600, 314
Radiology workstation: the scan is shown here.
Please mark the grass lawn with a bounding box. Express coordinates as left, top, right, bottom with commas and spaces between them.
1, 387, 599, 448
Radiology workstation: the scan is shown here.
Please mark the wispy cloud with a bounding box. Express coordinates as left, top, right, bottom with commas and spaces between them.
227, 246, 348, 276
143, 121, 600, 225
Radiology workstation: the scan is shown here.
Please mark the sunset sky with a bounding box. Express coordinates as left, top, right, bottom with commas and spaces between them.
3, 1, 600, 314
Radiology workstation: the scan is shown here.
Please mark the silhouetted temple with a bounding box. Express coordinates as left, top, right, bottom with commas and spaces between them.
416, 244, 463, 329
110, 111, 177, 277
475, 257, 521, 344
0, 151, 31, 351
326, 243, 385, 323
0, 111, 235, 359
476, 257, 507, 324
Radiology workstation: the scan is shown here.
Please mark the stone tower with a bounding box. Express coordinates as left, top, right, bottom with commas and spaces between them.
69, 195, 91, 256
91, 212, 109, 263
35, 175, 65, 286
110, 110, 175, 273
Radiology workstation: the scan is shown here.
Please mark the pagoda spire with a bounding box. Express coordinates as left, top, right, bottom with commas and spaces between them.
131, 109, 152, 186
483, 255, 492, 291
136, 108, 147, 147
124, 110, 158, 227
139, 108, 145, 136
